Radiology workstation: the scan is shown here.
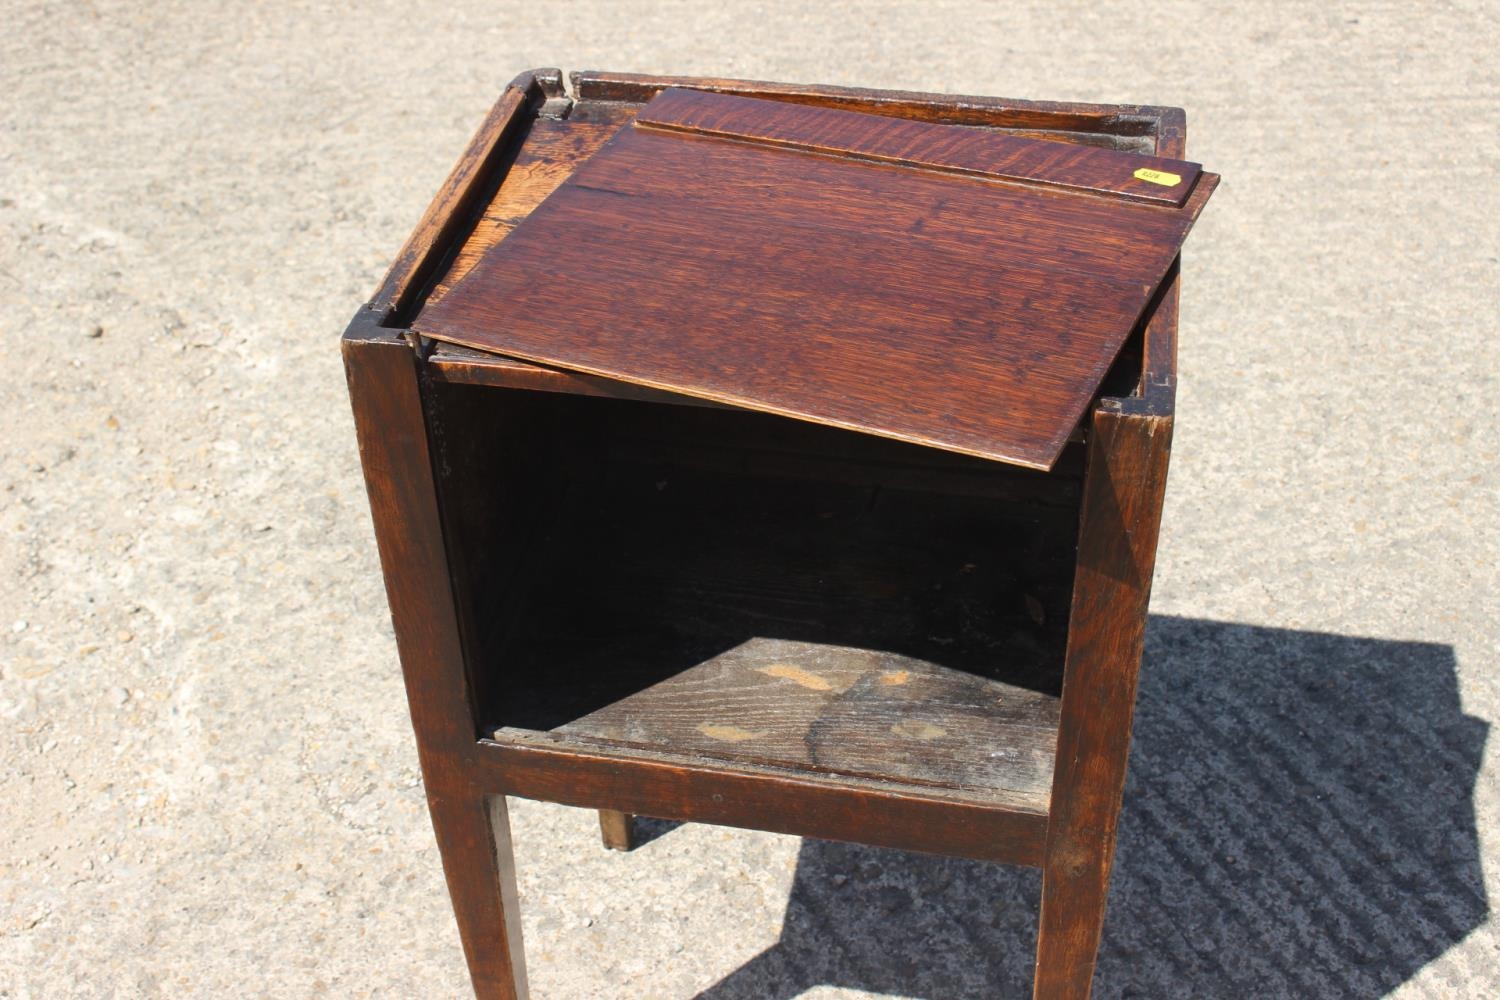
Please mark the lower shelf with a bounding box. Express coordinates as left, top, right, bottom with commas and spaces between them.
493, 636, 1058, 814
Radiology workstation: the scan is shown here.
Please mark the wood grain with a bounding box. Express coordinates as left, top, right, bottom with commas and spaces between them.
637, 88, 1203, 205
428, 115, 627, 302
547, 637, 1060, 808
372, 70, 561, 316
572, 69, 1175, 138
425, 341, 731, 409
1034, 401, 1174, 1000
342, 311, 529, 999
475, 736, 1050, 866
428, 90, 1158, 323
416, 90, 1216, 469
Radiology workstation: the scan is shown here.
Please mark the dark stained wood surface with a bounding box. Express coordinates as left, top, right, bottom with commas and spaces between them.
425, 340, 732, 409
372, 69, 563, 317
474, 735, 1050, 866
416, 89, 1215, 469
388, 74, 1189, 420
342, 312, 530, 998
572, 70, 1179, 141
1035, 400, 1175, 999
428, 113, 627, 303
421, 88, 1173, 317
636, 88, 1202, 206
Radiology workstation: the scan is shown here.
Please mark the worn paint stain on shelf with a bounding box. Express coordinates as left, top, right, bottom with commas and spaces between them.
756, 663, 834, 691
697, 723, 766, 742
891, 720, 948, 740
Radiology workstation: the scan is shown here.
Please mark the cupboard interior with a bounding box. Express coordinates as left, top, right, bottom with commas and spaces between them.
428, 382, 1091, 802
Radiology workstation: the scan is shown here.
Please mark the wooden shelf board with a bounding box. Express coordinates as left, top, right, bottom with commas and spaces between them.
492, 636, 1057, 812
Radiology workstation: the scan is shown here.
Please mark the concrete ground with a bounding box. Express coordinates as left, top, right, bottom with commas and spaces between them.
2, 1, 1496, 997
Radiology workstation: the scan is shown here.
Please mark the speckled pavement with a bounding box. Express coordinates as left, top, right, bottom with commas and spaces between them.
2, 2, 1496, 997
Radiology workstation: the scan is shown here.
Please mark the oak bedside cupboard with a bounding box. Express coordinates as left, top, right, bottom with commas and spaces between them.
344, 69, 1217, 999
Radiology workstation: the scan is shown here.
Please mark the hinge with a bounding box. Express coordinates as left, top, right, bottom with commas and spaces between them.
402, 329, 434, 361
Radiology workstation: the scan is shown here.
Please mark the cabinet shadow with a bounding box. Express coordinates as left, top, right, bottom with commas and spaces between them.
690, 615, 1489, 999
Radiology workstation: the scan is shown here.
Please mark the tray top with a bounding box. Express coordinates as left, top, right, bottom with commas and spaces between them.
415, 88, 1217, 469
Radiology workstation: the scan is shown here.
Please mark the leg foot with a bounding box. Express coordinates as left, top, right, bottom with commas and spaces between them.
429, 790, 529, 1000
598, 809, 637, 852
1033, 856, 1109, 1000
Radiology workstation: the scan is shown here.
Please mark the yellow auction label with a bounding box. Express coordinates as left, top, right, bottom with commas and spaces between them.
1133, 167, 1182, 187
